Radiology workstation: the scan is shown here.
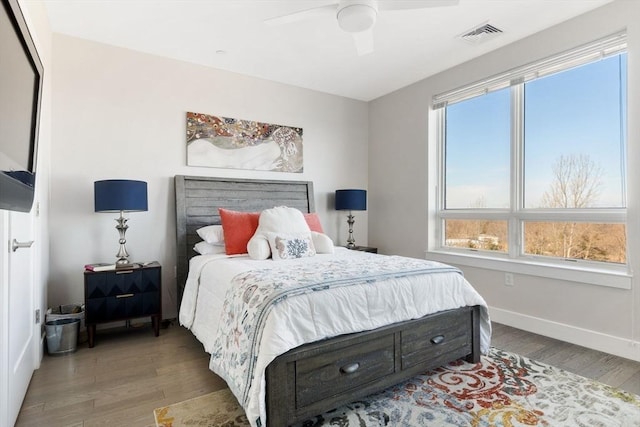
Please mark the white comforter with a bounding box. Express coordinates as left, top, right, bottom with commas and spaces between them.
180, 248, 491, 427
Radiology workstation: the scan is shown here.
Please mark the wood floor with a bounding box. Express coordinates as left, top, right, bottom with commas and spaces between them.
16, 321, 640, 426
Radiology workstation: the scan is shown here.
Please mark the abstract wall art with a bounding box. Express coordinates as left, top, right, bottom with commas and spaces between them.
186, 112, 303, 173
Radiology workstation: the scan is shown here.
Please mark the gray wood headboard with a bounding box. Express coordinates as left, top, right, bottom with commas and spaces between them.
174, 175, 315, 309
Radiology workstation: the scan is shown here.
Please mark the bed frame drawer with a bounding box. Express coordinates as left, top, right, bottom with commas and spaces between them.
400, 308, 473, 370
265, 306, 480, 427
296, 334, 395, 407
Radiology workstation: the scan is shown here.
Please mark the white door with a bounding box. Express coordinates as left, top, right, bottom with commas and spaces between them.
1, 208, 37, 426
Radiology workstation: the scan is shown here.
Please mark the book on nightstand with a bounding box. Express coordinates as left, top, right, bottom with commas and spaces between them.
84, 262, 148, 272
84, 263, 117, 272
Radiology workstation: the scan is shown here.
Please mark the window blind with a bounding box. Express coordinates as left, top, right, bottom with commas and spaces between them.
432, 31, 626, 110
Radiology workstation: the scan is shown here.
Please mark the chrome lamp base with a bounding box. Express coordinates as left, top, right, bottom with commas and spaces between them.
115, 210, 130, 265
346, 211, 356, 248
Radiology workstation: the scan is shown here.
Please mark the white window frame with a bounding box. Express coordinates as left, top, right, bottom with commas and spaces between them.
428, 32, 631, 290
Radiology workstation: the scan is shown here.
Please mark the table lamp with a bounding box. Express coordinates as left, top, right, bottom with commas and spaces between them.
335, 189, 367, 248
94, 179, 148, 265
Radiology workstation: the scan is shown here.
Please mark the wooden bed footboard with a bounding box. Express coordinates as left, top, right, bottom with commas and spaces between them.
265, 305, 481, 427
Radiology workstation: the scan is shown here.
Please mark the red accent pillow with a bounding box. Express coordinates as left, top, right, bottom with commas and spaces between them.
304, 213, 324, 233
219, 208, 260, 255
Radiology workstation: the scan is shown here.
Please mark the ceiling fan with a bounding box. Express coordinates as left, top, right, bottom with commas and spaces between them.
265, 0, 459, 56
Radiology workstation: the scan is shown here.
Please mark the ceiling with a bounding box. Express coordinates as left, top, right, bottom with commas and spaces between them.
41, 0, 613, 101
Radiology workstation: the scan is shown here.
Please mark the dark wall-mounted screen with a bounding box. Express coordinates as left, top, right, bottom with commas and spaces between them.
0, 0, 43, 212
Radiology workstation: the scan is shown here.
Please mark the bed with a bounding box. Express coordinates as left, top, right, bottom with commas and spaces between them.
175, 175, 491, 427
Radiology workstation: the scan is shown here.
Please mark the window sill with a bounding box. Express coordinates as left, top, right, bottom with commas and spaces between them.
425, 250, 632, 290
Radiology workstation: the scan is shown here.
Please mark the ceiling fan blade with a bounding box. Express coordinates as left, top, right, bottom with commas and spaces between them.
377, 0, 459, 11
353, 30, 374, 56
264, 3, 336, 26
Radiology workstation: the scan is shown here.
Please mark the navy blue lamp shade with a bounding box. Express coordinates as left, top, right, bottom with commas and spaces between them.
335, 189, 366, 248
94, 180, 148, 213
335, 189, 367, 211
94, 179, 147, 265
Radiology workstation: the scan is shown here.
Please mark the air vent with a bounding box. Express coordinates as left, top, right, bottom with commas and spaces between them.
459, 23, 503, 44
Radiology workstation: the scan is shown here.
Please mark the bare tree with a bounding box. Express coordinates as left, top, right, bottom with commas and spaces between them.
535, 154, 604, 259
541, 154, 602, 209
469, 196, 487, 209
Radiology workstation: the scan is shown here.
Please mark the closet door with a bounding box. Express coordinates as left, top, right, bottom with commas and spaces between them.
0, 209, 37, 427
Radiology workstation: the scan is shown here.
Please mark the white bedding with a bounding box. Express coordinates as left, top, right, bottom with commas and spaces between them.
180, 248, 491, 427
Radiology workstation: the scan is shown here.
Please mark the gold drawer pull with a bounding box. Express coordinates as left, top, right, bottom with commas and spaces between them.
340, 362, 360, 374
430, 335, 445, 345
116, 293, 134, 299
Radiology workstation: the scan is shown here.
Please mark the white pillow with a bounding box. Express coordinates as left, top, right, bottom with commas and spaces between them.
247, 206, 311, 260
247, 236, 271, 260
193, 241, 226, 255
196, 225, 225, 244
267, 232, 316, 260
311, 231, 335, 254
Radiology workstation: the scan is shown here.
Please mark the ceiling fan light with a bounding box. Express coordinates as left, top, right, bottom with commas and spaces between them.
337, 4, 377, 33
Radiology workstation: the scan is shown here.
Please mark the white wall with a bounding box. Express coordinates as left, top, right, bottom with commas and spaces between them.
49, 34, 369, 319
369, 0, 640, 361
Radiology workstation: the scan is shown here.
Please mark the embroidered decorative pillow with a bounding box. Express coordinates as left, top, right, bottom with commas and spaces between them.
196, 224, 225, 244
219, 208, 260, 255
267, 232, 316, 260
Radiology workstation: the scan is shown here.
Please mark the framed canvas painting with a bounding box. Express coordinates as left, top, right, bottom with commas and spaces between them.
186, 112, 303, 173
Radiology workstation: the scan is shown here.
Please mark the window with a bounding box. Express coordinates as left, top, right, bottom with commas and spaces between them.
433, 33, 627, 278
445, 89, 510, 209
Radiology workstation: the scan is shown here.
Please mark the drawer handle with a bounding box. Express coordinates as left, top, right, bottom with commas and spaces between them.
116, 270, 134, 274
430, 335, 445, 345
340, 362, 360, 374
116, 293, 134, 299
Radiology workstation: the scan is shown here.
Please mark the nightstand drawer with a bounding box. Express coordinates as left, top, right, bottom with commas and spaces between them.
106, 293, 143, 319
86, 270, 144, 298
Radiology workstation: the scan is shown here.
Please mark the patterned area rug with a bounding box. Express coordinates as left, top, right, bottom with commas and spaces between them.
154, 390, 248, 427
154, 347, 640, 427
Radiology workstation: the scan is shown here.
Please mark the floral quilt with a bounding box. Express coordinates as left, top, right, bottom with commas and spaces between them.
208, 256, 468, 426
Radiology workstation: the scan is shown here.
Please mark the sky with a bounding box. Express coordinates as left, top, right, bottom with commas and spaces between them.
445, 53, 627, 210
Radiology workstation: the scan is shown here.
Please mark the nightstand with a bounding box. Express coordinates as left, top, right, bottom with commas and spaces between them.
347, 245, 378, 254
84, 262, 162, 347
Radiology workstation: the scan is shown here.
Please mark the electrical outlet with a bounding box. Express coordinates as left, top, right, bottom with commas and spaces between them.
504, 273, 514, 287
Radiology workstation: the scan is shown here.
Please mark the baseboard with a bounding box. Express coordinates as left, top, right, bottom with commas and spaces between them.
489, 307, 640, 362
